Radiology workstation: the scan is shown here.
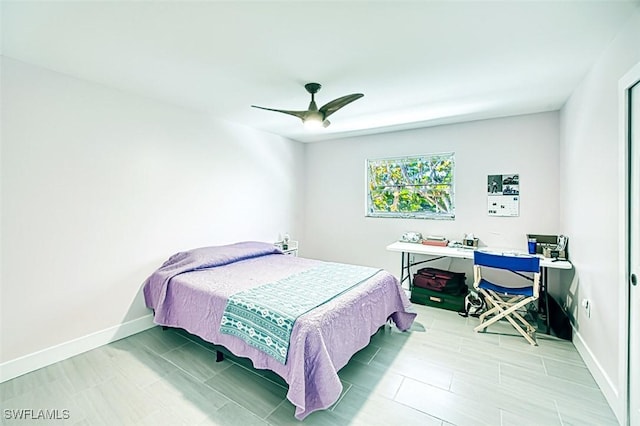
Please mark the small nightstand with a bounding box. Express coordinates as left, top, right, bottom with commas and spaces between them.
275, 240, 298, 256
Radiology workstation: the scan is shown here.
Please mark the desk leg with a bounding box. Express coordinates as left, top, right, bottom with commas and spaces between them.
399, 252, 448, 290
400, 251, 411, 289
541, 267, 550, 335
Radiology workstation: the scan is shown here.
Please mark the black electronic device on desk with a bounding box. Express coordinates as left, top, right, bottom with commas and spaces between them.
463, 234, 479, 248
527, 234, 569, 260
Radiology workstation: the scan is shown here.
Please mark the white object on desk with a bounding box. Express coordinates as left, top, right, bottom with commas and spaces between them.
275, 240, 298, 256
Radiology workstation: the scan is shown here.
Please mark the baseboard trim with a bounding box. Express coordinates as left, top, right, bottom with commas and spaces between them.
0, 314, 156, 383
573, 329, 624, 425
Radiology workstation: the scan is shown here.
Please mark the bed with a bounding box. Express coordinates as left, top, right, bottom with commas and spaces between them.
143, 241, 416, 420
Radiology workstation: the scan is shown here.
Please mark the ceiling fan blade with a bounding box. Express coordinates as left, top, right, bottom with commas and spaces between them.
319, 93, 364, 118
251, 105, 307, 120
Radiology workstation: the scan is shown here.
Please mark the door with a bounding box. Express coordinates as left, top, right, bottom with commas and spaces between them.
627, 70, 640, 426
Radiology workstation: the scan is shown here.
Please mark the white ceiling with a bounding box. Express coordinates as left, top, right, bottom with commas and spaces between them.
2, 1, 639, 143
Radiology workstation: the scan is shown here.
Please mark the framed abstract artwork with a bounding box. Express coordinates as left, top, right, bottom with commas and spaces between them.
366, 153, 455, 219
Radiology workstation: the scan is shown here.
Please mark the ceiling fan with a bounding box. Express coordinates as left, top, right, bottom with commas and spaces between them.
251, 83, 364, 129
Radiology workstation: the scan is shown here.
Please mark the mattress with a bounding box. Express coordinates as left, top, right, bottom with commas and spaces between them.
143, 242, 416, 419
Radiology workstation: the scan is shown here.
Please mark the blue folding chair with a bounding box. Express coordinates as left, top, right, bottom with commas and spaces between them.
473, 251, 541, 345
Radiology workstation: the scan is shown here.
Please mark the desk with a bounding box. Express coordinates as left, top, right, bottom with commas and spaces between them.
386, 241, 573, 333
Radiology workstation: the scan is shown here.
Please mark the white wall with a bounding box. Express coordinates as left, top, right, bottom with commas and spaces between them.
0, 58, 304, 369
302, 112, 561, 282
559, 9, 640, 424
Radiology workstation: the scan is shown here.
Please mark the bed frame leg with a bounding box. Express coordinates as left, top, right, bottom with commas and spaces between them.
162, 326, 168, 331
216, 351, 224, 362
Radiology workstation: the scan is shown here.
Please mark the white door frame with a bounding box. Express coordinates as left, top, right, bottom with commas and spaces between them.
619, 61, 640, 426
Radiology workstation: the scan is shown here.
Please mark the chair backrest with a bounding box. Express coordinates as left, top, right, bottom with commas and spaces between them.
473, 251, 540, 273
473, 251, 541, 298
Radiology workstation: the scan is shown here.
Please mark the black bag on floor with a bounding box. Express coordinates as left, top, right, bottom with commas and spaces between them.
411, 286, 469, 311
458, 290, 486, 318
413, 267, 466, 295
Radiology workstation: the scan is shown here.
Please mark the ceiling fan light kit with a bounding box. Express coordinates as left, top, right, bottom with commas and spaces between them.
252, 82, 364, 129
303, 114, 325, 129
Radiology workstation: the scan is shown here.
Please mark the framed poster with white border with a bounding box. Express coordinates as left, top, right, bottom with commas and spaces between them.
487, 173, 519, 217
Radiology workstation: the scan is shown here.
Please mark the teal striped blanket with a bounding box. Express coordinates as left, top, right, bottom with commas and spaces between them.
219, 262, 381, 364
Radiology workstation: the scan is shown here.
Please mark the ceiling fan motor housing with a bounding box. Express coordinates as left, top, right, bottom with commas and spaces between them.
304, 83, 322, 94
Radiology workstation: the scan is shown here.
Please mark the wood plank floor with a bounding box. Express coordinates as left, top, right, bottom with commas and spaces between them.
0, 304, 619, 425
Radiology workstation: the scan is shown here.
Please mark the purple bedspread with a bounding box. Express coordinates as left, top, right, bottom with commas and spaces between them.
143, 241, 282, 316
143, 242, 416, 420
